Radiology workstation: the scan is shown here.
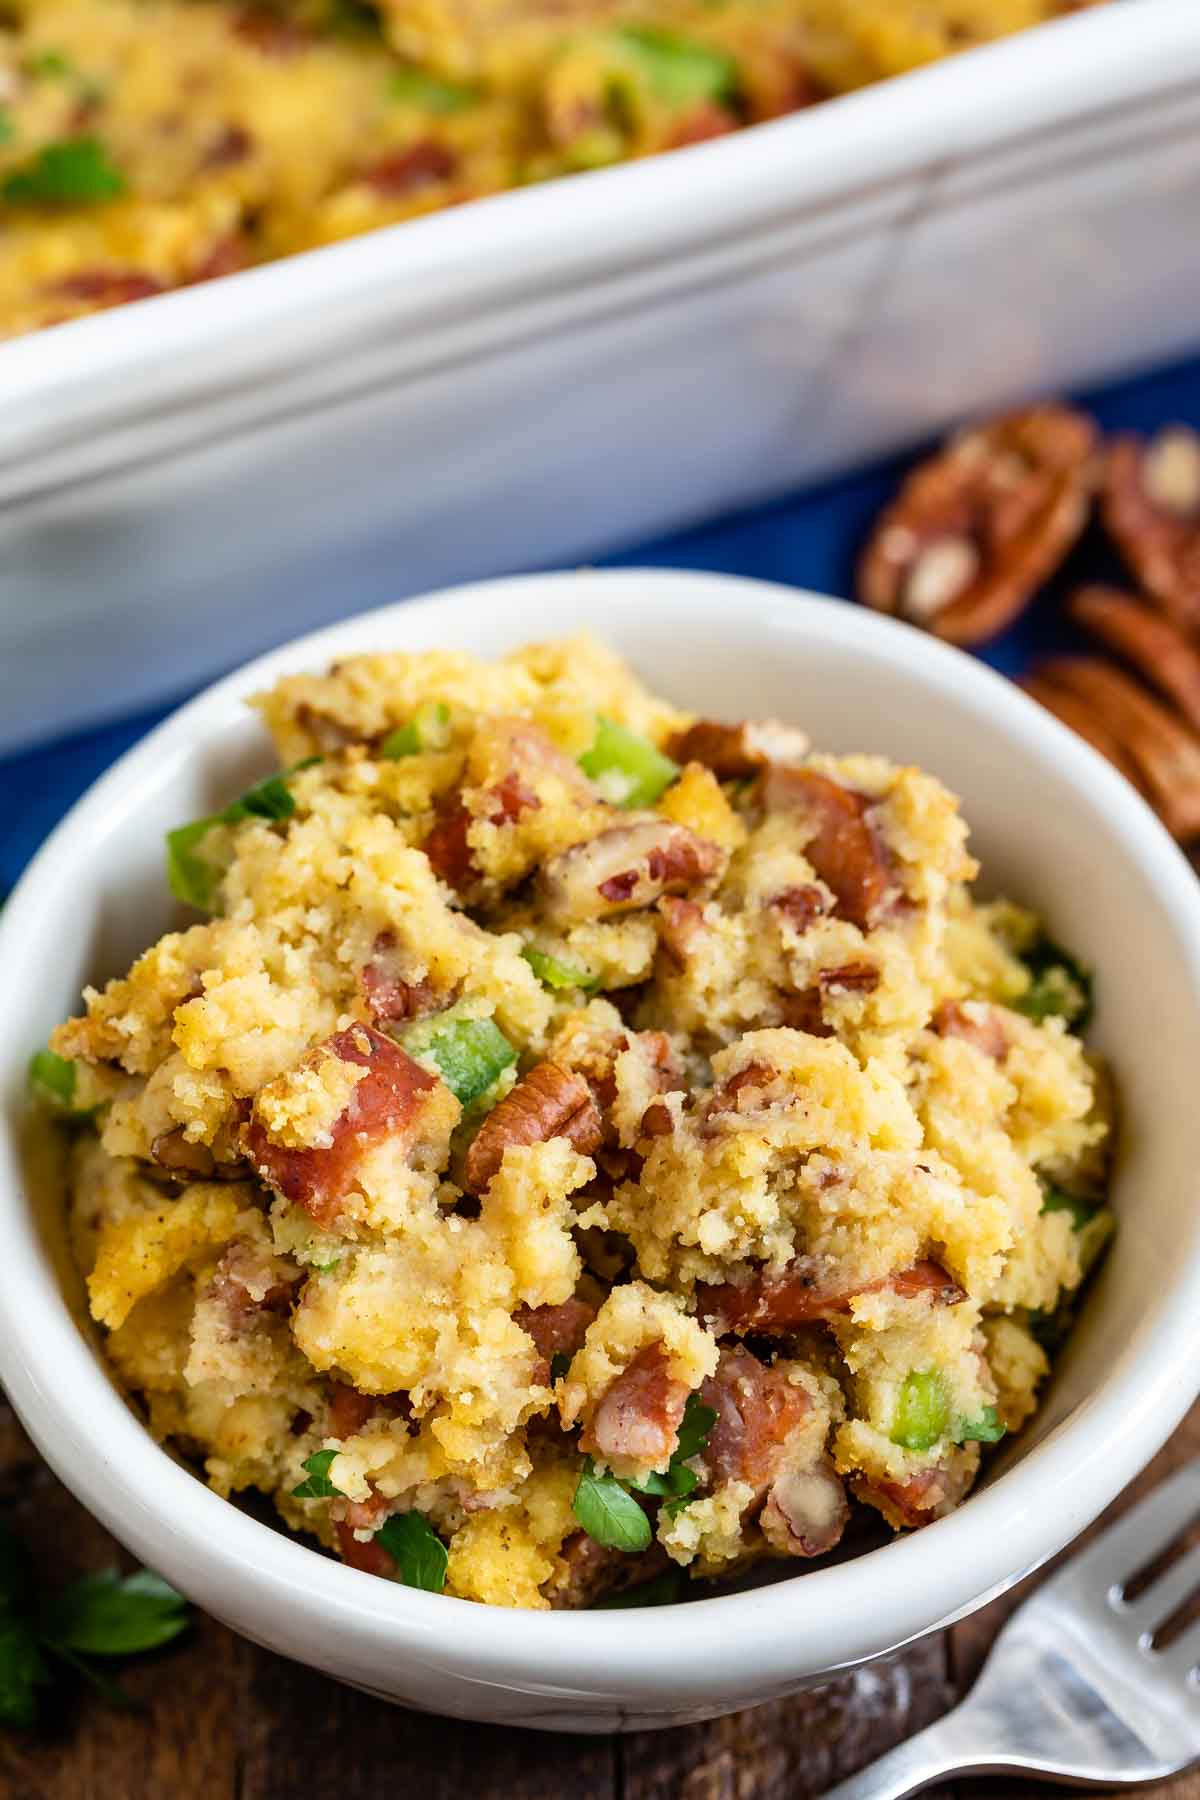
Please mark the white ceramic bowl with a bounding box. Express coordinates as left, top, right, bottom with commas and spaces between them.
2, 568, 1200, 1733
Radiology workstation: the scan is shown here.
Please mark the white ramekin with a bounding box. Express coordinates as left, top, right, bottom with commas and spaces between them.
2, 568, 1199, 1731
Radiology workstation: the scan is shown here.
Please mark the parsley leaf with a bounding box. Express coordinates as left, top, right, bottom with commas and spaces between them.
4, 138, 125, 206
0, 1528, 49, 1728
39, 1569, 189, 1657
291, 1450, 345, 1499
1014, 937, 1092, 1030
572, 1461, 652, 1553
374, 1514, 448, 1592
674, 1393, 717, 1463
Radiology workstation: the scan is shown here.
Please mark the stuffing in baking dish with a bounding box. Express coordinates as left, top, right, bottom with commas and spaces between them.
1, 0, 1099, 339
35, 636, 1114, 1608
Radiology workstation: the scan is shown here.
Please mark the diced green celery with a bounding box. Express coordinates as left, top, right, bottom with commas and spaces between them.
578, 717, 679, 809
1040, 1187, 1095, 1232
615, 26, 737, 107
1014, 937, 1092, 1029
388, 68, 476, 113
28, 1048, 79, 1111
890, 1368, 949, 1452
521, 946, 600, 992
410, 1016, 516, 1106
954, 1405, 1006, 1445
166, 769, 303, 910
379, 702, 453, 760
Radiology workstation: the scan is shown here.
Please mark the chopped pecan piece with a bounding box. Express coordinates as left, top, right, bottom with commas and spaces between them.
770, 884, 829, 934
932, 999, 1009, 1061
540, 820, 724, 924
759, 1461, 850, 1558
758, 768, 898, 929
640, 1100, 674, 1138
1103, 429, 1200, 630
655, 895, 707, 971
1030, 657, 1200, 839
544, 1533, 670, 1610
208, 1241, 299, 1325
243, 1025, 446, 1228
665, 718, 810, 778
858, 404, 1098, 645
150, 1129, 217, 1179
579, 1341, 691, 1471
778, 963, 878, 1038
359, 931, 442, 1025
363, 141, 457, 197
705, 1060, 779, 1120
514, 1297, 597, 1383
1070, 586, 1200, 735
697, 1257, 964, 1336
232, 5, 310, 54
464, 1062, 602, 1193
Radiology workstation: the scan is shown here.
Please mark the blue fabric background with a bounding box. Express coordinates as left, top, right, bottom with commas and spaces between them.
5, 351, 1199, 896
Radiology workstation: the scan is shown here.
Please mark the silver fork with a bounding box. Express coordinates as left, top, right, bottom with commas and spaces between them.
824, 1462, 1200, 1797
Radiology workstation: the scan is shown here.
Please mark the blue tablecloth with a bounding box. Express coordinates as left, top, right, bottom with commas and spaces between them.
5, 350, 1200, 897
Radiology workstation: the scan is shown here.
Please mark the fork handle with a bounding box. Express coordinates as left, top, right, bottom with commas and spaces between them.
821, 1705, 985, 1800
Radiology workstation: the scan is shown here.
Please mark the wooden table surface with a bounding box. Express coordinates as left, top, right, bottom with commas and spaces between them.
2, 1397, 1197, 1800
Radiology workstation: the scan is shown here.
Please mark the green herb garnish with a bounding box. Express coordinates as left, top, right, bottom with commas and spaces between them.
615, 26, 737, 107
388, 68, 476, 113
521, 946, 600, 992
1014, 937, 1092, 1030
379, 702, 453, 759
374, 1513, 448, 1592
891, 1368, 949, 1452
572, 1461, 652, 1554
0, 1523, 189, 1725
3, 138, 124, 206
405, 1014, 516, 1106
578, 717, 679, 809
291, 1450, 345, 1499
954, 1405, 1006, 1445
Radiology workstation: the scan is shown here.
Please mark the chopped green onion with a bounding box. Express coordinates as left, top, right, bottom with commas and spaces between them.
615, 26, 737, 107
594, 1568, 685, 1608
166, 767, 304, 909
291, 1450, 344, 1500
388, 68, 476, 113
954, 1405, 1006, 1445
521, 946, 600, 993
572, 1460, 652, 1553
891, 1368, 949, 1452
28, 1048, 78, 1111
406, 1015, 516, 1107
3, 138, 124, 206
24, 49, 73, 78
578, 717, 679, 809
379, 702, 453, 759
1014, 937, 1092, 1030
1041, 1187, 1096, 1232
374, 1513, 448, 1591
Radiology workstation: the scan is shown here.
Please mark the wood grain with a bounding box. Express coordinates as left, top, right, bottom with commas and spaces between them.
0, 1393, 1196, 1800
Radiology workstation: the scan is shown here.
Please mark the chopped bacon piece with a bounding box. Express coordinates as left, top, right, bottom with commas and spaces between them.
855, 1458, 974, 1529
423, 765, 542, 892
668, 102, 738, 147
701, 1346, 810, 1499
697, 1257, 964, 1336
233, 6, 309, 54
337, 1491, 391, 1533
190, 233, 252, 283
758, 768, 898, 930
464, 1062, 602, 1194
770, 885, 829, 933
49, 270, 163, 308
243, 1025, 445, 1228
328, 1382, 413, 1439
514, 1297, 597, 1383
580, 1341, 691, 1471
363, 141, 457, 197
334, 1520, 396, 1578
932, 999, 1009, 1061
360, 931, 442, 1024
542, 821, 724, 924
544, 1533, 670, 1610
666, 718, 810, 777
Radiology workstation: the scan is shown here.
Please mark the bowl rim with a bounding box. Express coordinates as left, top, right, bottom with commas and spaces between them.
2, 564, 1200, 1705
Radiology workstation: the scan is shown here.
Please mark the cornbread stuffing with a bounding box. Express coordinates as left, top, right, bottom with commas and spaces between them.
1, 0, 1100, 338
39, 634, 1114, 1608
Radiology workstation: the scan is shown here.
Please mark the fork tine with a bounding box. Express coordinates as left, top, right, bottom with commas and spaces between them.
1049, 1461, 1200, 1602
1156, 1617, 1200, 1682
1119, 1541, 1200, 1635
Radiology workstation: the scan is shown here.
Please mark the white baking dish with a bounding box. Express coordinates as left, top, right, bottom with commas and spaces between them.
2, 0, 1199, 755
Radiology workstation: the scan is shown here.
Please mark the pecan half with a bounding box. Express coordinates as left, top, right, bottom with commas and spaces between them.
1030, 657, 1200, 839
932, 999, 1009, 1061
758, 767, 898, 929
243, 1025, 446, 1227
697, 1257, 964, 1336
540, 820, 724, 924
759, 1461, 850, 1559
655, 894, 707, 971
769, 884, 829, 934
858, 404, 1098, 645
1103, 428, 1200, 630
463, 1062, 602, 1193
579, 1341, 691, 1470
1070, 585, 1200, 735
665, 718, 810, 777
